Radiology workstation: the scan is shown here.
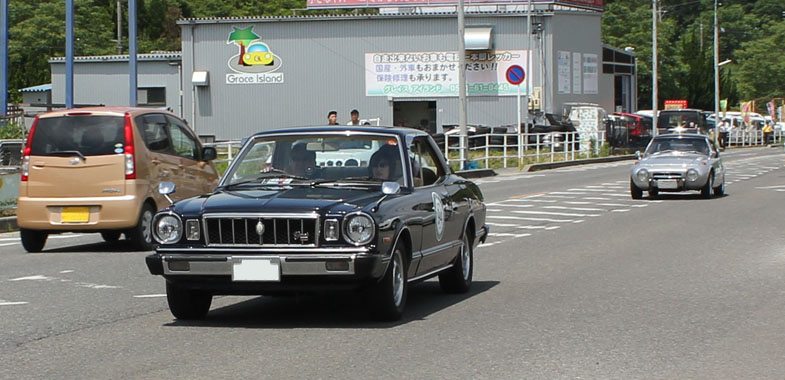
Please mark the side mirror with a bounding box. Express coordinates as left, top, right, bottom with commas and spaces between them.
202, 147, 217, 161
635, 151, 641, 159
381, 181, 401, 195
158, 182, 176, 204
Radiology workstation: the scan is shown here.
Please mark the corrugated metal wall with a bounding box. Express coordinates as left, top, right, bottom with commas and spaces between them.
51, 61, 180, 111
178, 12, 610, 139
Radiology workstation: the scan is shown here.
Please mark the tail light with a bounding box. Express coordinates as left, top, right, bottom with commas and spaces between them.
124, 113, 136, 179
21, 116, 39, 181
630, 120, 642, 136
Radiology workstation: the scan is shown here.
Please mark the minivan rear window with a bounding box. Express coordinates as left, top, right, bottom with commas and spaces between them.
31, 116, 125, 156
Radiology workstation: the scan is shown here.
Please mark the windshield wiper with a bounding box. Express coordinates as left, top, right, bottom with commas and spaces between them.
49, 150, 86, 161
311, 176, 383, 186
222, 171, 308, 189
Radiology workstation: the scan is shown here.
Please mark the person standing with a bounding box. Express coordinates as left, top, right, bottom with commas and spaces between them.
327, 110, 338, 125
347, 109, 360, 125
763, 122, 773, 144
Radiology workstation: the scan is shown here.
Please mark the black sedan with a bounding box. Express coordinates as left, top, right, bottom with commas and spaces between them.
146, 126, 489, 321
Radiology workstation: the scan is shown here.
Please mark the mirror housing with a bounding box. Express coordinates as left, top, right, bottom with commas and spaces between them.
158, 182, 176, 204
202, 147, 217, 161
635, 151, 641, 159
381, 181, 401, 195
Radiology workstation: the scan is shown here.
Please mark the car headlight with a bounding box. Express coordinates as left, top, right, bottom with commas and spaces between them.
686, 169, 699, 182
153, 213, 183, 244
636, 169, 649, 182
343, 212, 375, 246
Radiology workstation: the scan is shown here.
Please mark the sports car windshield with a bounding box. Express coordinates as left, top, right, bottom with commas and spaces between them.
645, 137, 711, 156
223, 133, 406, 186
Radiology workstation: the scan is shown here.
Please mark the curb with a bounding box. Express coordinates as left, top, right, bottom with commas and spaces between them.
0, 216, 18, 233
456, 168, 497, 178
523, 154, 637, 172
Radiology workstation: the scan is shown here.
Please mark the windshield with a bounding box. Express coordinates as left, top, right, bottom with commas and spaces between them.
645, 137, 711, 156
223, 133, 406, 187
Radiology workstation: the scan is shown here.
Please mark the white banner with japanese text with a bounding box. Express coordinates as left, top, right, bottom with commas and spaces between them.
365, 50, 529, 97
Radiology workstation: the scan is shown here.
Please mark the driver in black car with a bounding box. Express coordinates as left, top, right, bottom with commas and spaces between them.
287, 143, 316, 177
369, 144, 401, 182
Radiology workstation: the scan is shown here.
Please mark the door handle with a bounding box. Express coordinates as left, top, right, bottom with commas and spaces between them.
151, 158, 161, 165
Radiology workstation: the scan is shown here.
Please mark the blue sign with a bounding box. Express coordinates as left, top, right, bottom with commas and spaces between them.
506, 65, 525, 85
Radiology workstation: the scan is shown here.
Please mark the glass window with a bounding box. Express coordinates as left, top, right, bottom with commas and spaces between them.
138, 87, 166, 106
409, 137, 445, 188
31, 115, 124, 156
137, 114, 171, 153
169, 125, 198, 160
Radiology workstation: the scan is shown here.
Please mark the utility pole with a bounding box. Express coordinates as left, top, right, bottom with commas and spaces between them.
117, 0, 122, 54
457, 0, 468, 169
651, 0, 658, 137
65, 0, 74, 108
129, 0, 137, 106
1, 0, 8, 116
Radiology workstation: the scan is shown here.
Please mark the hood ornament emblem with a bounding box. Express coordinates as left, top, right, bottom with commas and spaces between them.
255, 219, 265, 236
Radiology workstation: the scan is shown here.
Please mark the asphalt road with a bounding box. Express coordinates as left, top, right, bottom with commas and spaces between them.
1, 146, 784, 379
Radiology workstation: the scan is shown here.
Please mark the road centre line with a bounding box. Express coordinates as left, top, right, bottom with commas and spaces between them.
563, 201, 592, 205
506, 199, 557, 203
568, 188, 616, 192
547, 192, 584, 196
487, 204, 534, 208
0, 300, 28, 306
582, 197, 611, 200
133, 294, 167, 298
486, 222, 560, 230
0, 243, 17, 247
489, 233, 532, 238
598, 203, 648, 208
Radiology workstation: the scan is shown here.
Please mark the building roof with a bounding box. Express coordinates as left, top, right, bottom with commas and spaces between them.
49, 52, 182, 64
176, 7, 594, 24
18, 84, 52, 93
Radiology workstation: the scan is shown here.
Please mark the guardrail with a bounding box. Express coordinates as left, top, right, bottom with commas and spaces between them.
443, 131, 606, 169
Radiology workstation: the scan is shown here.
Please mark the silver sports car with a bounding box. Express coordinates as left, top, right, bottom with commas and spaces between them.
630, 134, 725, 199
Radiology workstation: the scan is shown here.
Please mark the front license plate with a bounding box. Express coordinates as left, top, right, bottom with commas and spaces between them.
232, 258, 281, 282
657, 180, 678, 190
61, 207, 89, 223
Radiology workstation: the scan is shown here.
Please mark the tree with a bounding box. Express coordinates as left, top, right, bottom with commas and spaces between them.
734, 21, 785, 103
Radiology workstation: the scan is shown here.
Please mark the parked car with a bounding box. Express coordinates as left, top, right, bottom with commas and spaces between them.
527, 113, 580, 150
145, 126, 489, 321
630, 134, 725, 199
16, 107, 220, 252
657, 109, 708, 135
608, 112, 653, 147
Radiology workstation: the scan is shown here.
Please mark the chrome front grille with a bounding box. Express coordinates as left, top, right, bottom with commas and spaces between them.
651, 172, 683, 180
203, 213, 319, 247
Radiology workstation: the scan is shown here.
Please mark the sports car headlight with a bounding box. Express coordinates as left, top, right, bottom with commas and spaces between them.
153, 213, 183, 244
343, 212, 375, 246
636, 169, 649, 182
686, 169, 699, 182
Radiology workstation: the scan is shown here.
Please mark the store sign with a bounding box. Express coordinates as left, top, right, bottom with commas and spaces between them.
664, 99, 688, 110
307, 0, 603, 11
365, 50, 529, 97
225, 26, 285, 85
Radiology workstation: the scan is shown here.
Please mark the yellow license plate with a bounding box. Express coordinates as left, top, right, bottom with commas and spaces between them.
61, 207, 89, 223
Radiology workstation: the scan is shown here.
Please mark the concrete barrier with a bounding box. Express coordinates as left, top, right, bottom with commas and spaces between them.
524, 154, 636, 172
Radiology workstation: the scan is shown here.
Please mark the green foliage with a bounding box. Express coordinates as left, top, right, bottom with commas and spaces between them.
0, 121, 25, 139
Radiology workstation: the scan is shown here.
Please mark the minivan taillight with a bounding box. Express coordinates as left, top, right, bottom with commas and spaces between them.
630, 120, 643, 136
124, 113, 136, 179
21, 116, 39, 181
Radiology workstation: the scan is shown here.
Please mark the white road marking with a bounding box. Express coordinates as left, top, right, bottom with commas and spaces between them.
487, 204, 535, 208
133, 294, 167, 298
59, 270, 75, 274
0, 243, 17, 247
511, 210, 599, 217
611, 209, 630, 212
506, 199, 558, 203
489, 233, 532, 238
488, 215, 580, 223
9, 275, 55, 282
542, 206, 606, 212
0, 300, 28, 306
583, 197, 611, 200
563, 201, 592, 205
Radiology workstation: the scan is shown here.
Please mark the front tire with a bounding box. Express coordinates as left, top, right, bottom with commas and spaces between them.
701, 173, 714, 199
370, 246, 408, 321
20, 228, 48, 253
630, 180, 643, 200
713, 179, 725, 196
439, 231, 473, 293
127, 203, 154, 251
166, 281, 212, 320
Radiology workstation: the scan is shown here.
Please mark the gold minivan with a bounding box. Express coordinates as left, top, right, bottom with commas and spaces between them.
17, 107, 220, 252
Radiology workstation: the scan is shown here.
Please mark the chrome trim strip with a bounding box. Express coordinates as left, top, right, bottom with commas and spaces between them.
408, 263, 454, 282
160, 253, 361, 276
157, 246, 371, 253
419, 240, 462, 257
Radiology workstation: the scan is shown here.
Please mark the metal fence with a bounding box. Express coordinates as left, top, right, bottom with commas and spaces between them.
443, 131, 606, 169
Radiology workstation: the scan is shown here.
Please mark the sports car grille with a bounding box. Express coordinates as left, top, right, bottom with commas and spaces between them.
203, 214, 319, 247
651, 172, 683, 180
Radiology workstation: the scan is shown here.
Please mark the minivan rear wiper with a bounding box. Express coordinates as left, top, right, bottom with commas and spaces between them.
49, 150, 86, 161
